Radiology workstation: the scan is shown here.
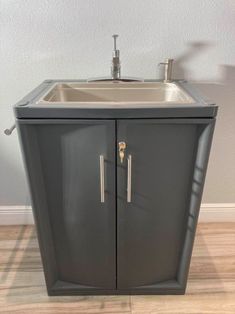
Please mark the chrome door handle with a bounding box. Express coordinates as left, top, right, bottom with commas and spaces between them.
127, 155, 132, 203
99, 155, 105, 203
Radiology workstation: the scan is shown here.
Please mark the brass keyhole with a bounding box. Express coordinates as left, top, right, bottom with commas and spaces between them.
118, 141, 126, 163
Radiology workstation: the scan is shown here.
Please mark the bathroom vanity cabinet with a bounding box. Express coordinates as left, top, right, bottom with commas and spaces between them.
14, 80, 217, 295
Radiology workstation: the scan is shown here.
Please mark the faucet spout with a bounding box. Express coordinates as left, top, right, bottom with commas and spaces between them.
111, 34, 121, 80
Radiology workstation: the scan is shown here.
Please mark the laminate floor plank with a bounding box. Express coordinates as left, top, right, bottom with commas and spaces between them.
131, 223, 235, 314
0, 223, 234, 314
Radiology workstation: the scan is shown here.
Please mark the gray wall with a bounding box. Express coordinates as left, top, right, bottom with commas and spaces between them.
0, 0, 234, 205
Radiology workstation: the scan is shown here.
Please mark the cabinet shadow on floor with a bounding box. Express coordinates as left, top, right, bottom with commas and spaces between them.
188, 226, 224, 293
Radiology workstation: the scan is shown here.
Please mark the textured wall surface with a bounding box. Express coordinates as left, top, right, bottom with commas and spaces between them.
0, 0, 235, 205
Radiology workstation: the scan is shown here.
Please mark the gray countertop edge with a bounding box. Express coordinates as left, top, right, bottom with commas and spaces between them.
13, 79, 218, 119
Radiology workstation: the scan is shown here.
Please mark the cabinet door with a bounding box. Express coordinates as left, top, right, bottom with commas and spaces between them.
18, 120, 116, 292
117, 119, 214, 291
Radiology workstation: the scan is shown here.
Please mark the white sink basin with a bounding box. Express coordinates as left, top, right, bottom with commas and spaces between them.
37, 82, 194, 108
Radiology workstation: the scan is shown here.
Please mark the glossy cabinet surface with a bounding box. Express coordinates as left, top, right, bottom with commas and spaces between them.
117, 120, 198, 289
17, 117, 215, 295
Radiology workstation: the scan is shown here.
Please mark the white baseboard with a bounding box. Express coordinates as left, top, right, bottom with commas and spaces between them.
0, 206, 34, 225
0, 204, 235, 225
199, 203, 235, 222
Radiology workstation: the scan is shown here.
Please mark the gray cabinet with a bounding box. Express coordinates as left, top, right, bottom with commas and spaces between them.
18, 120, 116, 291
17, 117, 215, 295
117, 119, 207, 291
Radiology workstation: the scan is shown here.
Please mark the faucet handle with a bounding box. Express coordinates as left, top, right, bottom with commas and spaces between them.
158, 58, 174, 66
158, 62, 167, 67
112, 34, 120, 58
112, 34, 118, 50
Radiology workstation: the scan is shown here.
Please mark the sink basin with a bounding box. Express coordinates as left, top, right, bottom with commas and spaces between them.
37, 82, 194, 108
14, 79, 217, 119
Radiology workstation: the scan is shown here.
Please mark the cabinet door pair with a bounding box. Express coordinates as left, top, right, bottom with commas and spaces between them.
18, 118, 214, 294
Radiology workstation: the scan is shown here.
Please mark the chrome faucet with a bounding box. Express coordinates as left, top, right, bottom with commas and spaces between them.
111, 34, 121, 80
158, 58, 174, 83
87, 34, 142, 82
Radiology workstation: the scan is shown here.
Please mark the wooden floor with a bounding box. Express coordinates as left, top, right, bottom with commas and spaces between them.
0, 223, 235, 314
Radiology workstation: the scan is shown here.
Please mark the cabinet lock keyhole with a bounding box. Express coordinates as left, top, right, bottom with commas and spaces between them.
118, 141, 126, 163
